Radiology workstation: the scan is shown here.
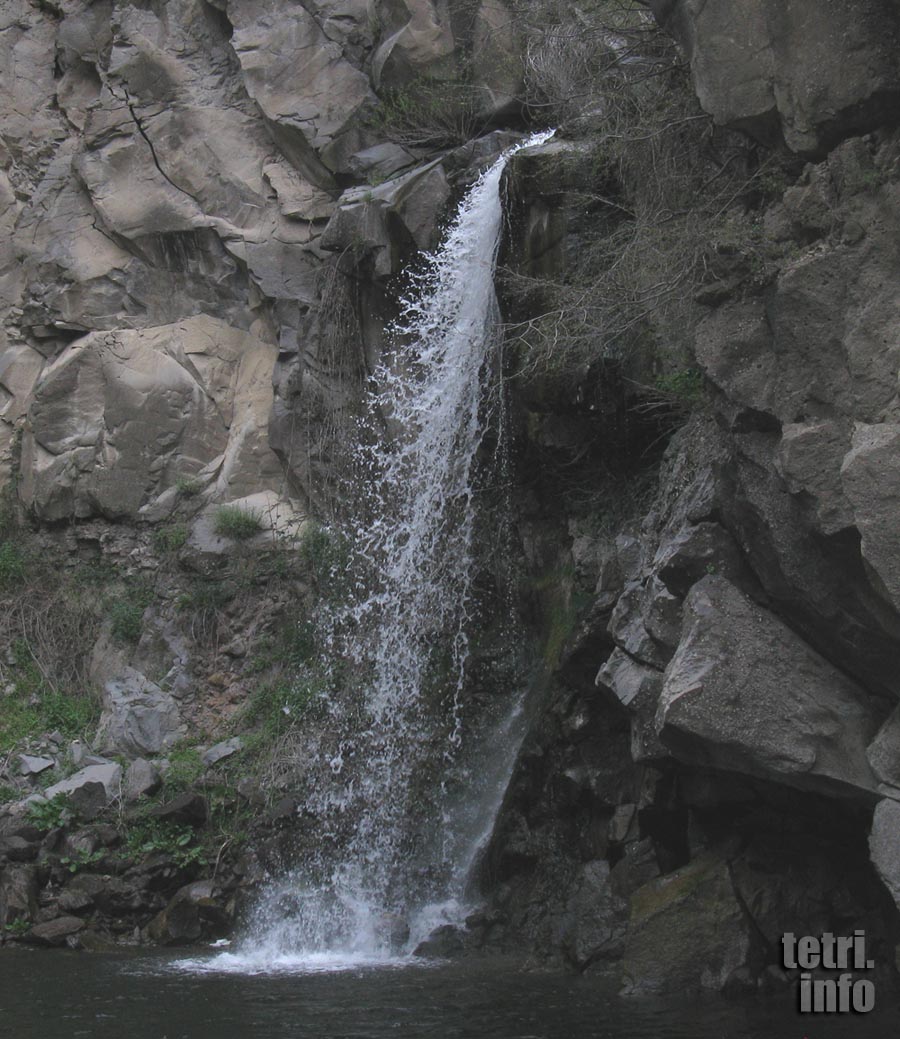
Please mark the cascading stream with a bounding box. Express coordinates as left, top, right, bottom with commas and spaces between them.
212, 130, 554, 971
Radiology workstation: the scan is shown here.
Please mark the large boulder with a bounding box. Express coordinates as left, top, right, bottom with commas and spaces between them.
653, 0, 900, 155
558, 860, 629, 968
43, 763, 123, 820
96, 669, 184, 759
146, 880, 231, 945
372, 0, 458, 90
0, 864, 38, 927
657, 576, 878, 797
18, 316, 282, 522
227, 0, 374, 165
622, 852, 753, 995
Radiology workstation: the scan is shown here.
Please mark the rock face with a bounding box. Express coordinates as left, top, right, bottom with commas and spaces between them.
654, 0, 900, 155
622, 853, 752, 995
478, 0, 900, 999
658, 576, 878, 797
19, 318, 282, 523
0, 0, 899, 999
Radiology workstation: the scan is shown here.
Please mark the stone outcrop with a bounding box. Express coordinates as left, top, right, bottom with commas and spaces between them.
19, 317, 282, 522
658, 576, 878, 797
653, 0, 900, 155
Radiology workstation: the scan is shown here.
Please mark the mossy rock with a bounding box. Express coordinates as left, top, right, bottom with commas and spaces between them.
622, 851, 753, 996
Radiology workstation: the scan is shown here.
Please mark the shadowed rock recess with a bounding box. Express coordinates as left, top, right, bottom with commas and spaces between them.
1, 0, 900, 998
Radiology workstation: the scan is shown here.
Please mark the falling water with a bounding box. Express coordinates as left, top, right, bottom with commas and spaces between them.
208, 130, 554, 972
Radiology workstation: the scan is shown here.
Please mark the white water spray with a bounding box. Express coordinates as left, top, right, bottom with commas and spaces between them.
203, 130, 554, 973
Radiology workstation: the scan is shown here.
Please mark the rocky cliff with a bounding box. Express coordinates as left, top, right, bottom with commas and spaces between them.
1, 0, 900, 997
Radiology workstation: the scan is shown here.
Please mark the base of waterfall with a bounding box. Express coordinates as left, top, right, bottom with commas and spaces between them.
171, 898, 474, 975
170, 950, 418, 976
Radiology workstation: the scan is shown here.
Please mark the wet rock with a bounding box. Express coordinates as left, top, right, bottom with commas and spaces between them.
657, 576, 878, 797
0, 864, 38, 926
622, 853, 752, 995
146, 880, 230, 945
25, 915, 85, 947
413, 923, 467, 959
559, 860, 628, 968
609, 838, 661, 899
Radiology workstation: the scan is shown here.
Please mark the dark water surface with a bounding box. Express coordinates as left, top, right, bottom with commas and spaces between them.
0, 950, 895, 1039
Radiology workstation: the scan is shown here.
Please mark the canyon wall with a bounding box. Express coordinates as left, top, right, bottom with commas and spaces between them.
1, 0, 899, 995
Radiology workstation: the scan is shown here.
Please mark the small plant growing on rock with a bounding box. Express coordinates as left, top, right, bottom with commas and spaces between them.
2, 919, 30, 938
152, 524, 189, 555
27, 793, 72, 832
175, 475, 202, 497
213, 505, 264, 541
125, 817, 205, 868
59, 848, 105, 873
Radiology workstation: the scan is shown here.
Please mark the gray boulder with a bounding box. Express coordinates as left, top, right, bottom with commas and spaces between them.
43, 763, 123, 820
123, 759, 162, 803
657, 576, 878, 797
622, 852, 752, 995
96, 668, 184, 759
25, 915, 85, 947
201, 738, 244, 768
596, 649, 666, 762
17, 755, 54, 777
0, 864, 38, 927
146, 880, 231, 945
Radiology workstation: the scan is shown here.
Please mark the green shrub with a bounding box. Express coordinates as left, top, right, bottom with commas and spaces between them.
27, 794, 72, 832
3, 919, 30, 938
653, 368, 706, 409
213, 505, 264, 541
175, 475, 202, 497
0, 784, 19, 804
125, 816, 205, 867
163, 742, 205, 793
0, 640, 99, 753
0, 541, 25, 587
107, 580, 153, 644
59, 848, 105, 873
152, 524, 189, 554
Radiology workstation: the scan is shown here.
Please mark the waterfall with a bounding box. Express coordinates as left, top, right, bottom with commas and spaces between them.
211, 130, 554, 972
